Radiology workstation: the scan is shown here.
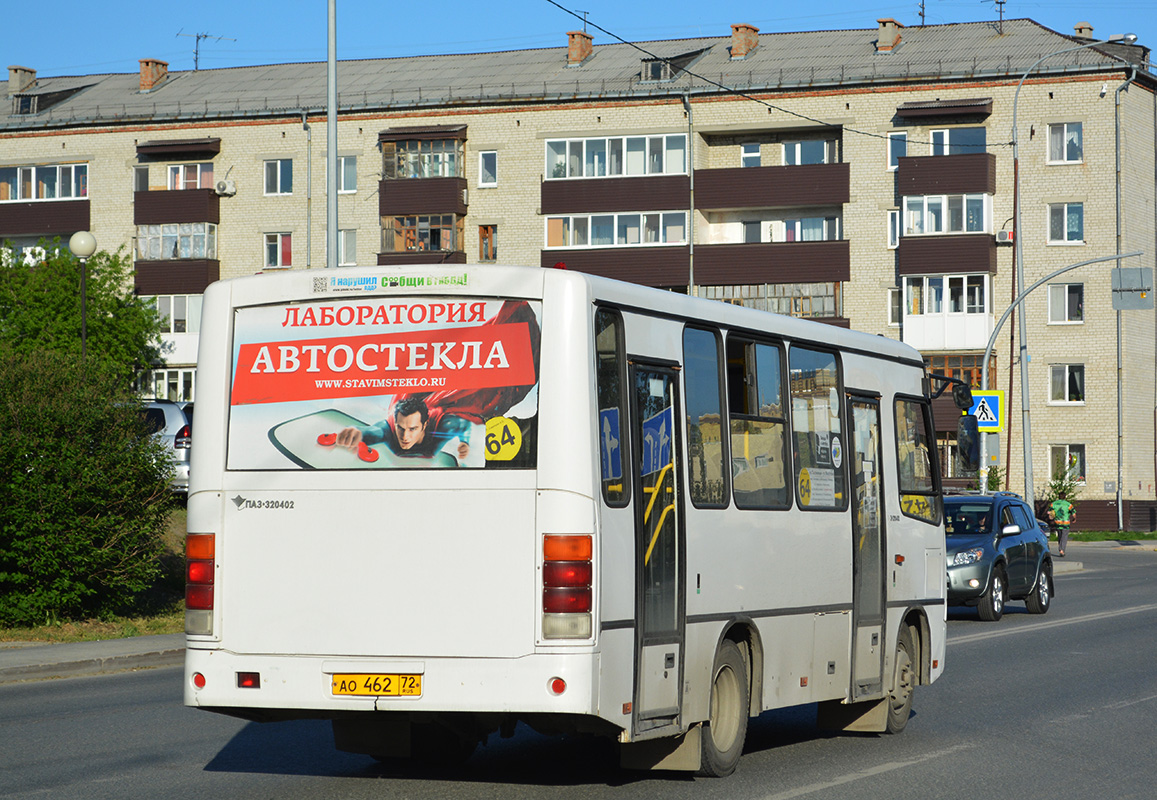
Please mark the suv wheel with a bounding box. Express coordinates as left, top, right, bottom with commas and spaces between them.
978, 567, 1006, 622
1025, 563, 1052, 614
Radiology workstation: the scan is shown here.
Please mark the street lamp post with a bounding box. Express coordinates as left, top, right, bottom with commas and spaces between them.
68, 230, 97, 358
1009, 32, 1136, 509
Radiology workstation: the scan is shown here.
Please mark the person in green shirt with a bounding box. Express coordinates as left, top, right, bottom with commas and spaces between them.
1049, 492, 1075, 557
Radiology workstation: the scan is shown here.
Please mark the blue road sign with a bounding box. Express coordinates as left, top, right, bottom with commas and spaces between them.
599, 407, 622, 481
969, 390, 1004, 432
640, 406, 674, 476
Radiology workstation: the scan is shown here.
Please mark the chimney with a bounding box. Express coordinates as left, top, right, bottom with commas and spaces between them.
7, 65, 36, 96
876, 18, 904, 53
730, 23, 760, 60
139, 58, 168, 92
1074, 21, 1094, 39
567, 31, 593, 66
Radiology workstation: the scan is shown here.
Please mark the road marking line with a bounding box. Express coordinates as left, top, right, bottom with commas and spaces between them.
756, 744, 973, 800
950, 603, 1157, 645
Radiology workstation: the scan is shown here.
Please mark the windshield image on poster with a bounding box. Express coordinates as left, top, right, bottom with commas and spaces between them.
227, 297, 541, 470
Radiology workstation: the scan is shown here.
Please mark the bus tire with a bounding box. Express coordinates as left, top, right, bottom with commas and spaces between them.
698, 639, 749, 777
885, 625, 915, 734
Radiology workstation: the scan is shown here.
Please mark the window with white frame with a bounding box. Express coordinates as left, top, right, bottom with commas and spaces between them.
545, 134, 687, 179
133, 166, 149, 192
136, 223, 217, 261
167, 163, 211, 191
264, 232, 292, 268
545, 211, 686, 248
1049, 443, 1086, 484
1048, 122, 1083, 164
1048, 282, 1084, 323
888, 288, 902, 325
338, 155, 357, 193
783, 139, 837, 165
930, 127, 986, 156
888, 131, 907, 170
902, 193, 989, 235
888, 209, 900, 248
905, 274, 988, 316
264, 159, 293, 195
741, 143, 761, 168
1049, 364, 1085, 404
0, 163, 88, 201
151, 294, 203, 334
337, 229, 356, 265
1048, 202, 1084, 244
479, 151, 497, 186
772, 216, 839, 243
141, 368, 196, 403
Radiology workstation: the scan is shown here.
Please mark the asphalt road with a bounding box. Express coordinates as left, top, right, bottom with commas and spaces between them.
2, 542, 1154, 800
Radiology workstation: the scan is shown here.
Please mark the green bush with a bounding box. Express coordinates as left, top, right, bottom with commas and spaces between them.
0, 348, 174, 626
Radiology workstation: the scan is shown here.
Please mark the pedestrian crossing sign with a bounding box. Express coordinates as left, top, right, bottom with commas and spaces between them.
969, 390, 1004, 432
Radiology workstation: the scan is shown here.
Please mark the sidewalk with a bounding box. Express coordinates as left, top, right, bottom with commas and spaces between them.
0, 633, 184, 684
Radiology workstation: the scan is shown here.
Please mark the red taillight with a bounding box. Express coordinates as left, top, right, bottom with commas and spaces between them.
237, 672, 261, 689
543, 561, 592, 587
175, 424, 191, 449
542, 535, 592, 623
186, 534, 215, 611
543, 587, 592, 613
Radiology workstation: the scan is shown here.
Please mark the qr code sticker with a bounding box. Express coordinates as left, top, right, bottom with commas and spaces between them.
312, 277, 328, 293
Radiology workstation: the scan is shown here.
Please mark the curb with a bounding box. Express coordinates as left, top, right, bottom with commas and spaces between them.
0, 634, 184, 685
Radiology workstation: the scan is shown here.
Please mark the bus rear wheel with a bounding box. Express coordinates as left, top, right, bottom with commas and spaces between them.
698, 640, 749, 777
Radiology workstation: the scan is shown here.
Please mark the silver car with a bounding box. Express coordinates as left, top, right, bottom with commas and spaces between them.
142, 399, 192, 493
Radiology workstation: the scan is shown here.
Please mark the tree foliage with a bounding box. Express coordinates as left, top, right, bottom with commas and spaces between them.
0, 348, 175, 626
0, 241, 164, 382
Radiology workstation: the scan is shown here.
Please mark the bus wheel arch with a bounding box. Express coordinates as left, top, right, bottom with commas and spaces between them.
711, 618, 764, 716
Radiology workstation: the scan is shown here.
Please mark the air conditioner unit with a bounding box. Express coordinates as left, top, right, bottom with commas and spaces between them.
215, 179, 236, 196
996, 230, 1014, 244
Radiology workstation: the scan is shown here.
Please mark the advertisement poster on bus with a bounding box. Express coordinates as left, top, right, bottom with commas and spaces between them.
226, 297, 541, 470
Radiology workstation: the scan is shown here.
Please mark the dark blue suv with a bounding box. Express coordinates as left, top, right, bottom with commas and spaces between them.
944, 492, 1053, 621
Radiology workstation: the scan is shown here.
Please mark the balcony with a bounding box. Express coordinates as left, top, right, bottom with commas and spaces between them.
539, 245, 690, 287
134, 259, 220, 295
134, 189, 219, 225
694, 163, 849, 210
694, 240, 850, 284
377, 250, 466, 266
896, 153, 996, 196
0, 198, 90, 238
379, 177, 467, 216
898, 234, 996, 275
541, 174, 690, 215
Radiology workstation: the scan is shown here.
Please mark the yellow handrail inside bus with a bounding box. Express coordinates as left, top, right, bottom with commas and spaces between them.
643, 462, 673, 524
644, 503, 676, 566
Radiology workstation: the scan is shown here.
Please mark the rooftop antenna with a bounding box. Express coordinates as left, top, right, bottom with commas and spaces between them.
176, 30, 237, 70
918, 0, 925, 27
575, 9, 589, 33
983, 0, 1007, 35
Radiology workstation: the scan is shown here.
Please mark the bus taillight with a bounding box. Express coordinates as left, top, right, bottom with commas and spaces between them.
542, 535, 592, 639
185, 533, 215, 635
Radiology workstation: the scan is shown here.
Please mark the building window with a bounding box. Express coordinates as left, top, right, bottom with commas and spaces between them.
382, 214, 462, 252
905, 275, 988, 316
773, 216, 840, 242
930, 127, 986, 156
479, 224, 497, 261
382, 139, 463, 179
545, 134, 687, 179
168, 163, 211, 190
264, 159, 293, 195
743, 221, 762, 243
338, 155, 357, 193
741, 143, 761, 168
1049, 364, 1085, 404
1049, 443, 1086, 484
888, 288, 902, 326
264, 232, 292, 268
902, 193, 989, 235
1048, 122, 1083, 164
783, 139, 837, 165
479, 151, 497, 187
888, 131, 907, 170
545, 211, 686, 248
136, 223, 217, 261
887, 209, 900, 249
337, 229, 356, 266
1048, 283, 1084, 323
925, 354, 996, 389
702, 282, 842, 319
141, 368, 196, 403
1048, 202, 1084, 244
0, 162, 88, 201
151, 294, 203, 334
134, 166, 150, 192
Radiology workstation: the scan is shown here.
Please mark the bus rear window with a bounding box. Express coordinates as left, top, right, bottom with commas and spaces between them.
225, 297, 541, 470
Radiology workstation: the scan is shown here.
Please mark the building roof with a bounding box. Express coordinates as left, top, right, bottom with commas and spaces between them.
1, 18, 1150, 132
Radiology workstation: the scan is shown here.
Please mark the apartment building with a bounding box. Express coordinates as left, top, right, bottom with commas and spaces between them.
2, 17, 1154, 528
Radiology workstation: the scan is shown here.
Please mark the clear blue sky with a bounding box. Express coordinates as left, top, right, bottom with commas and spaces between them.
7, 0, 1154, 77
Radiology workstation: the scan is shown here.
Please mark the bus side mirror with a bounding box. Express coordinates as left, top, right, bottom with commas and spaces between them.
952, 383, 974, 411
957, 415, 980, 472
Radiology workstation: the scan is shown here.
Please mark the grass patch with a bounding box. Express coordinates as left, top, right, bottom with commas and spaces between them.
1070, 530, 1157, 542
0, 506, 187, 643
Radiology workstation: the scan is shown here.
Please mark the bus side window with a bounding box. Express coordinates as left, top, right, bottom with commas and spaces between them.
683, 326, 727, 508
788, 346, 846, 510
725, 335, 789, 510
894, 397, 941, 523
595, 308, 629, 506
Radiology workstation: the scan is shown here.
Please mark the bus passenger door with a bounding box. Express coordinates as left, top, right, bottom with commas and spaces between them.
848, 396, 886, 700
630, 363, 685, 735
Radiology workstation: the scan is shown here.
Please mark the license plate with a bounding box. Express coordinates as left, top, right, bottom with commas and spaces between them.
331, 673, 422, 697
